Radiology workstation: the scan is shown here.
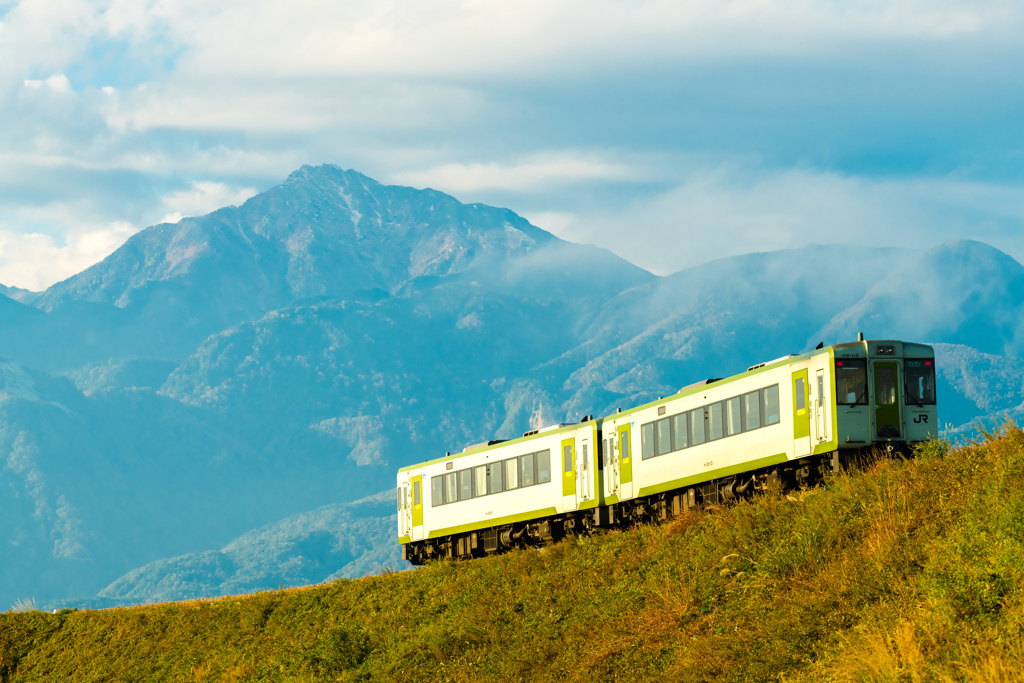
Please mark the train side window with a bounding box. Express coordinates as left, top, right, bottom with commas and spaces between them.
488, 462, 504, 494
817, 373, 824, 404
672, 412, 688, 450
522, 452, 536, 486
709, 402, 724, 441
795, 378, 806, 411
459, 469, 473, 501
743, 391, 761, 431
505, 458, 519, 490
563, 445, 572, 474
537, 450, 551, 483
620, 432, 630, 461
474, 465, 487, 497
431, 475, 444, 507
726, 396, 742, 436
445, 471, 458, 504
413, 480, 421, 506
582, 443, 589, 471
656, 417, 672, 456
641, 422, 655, 460
764, 385, 781, 425
691, 409, 706, 445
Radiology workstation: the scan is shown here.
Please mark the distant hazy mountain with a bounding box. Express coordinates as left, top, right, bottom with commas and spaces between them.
2, 165, 1022, 611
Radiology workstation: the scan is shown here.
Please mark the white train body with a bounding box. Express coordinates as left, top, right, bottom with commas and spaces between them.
398, 338, 937, 563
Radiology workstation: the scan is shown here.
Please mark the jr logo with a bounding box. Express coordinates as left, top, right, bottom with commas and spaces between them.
913, 414, 929, 424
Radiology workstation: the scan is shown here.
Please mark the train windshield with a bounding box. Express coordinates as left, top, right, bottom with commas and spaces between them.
904, 359, 936, 405
835, 359, 868, 405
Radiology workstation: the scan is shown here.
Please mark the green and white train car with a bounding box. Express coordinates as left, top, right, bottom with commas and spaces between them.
397, 337, 937, 565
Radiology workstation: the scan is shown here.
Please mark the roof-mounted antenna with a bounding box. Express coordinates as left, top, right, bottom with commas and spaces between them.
857, 332, 864, 342
815, 341, 824, 350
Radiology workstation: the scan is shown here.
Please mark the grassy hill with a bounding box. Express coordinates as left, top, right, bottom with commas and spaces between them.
3, 426, 1023, 682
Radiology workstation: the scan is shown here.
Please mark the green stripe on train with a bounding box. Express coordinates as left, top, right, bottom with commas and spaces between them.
636, 452, 789, 498
427, 507, 560, 539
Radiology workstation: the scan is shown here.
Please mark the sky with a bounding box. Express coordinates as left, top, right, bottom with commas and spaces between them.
1, 0, 1023, 290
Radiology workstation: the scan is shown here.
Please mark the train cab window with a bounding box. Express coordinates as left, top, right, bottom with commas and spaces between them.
709, 402, 724, 441
522, 452, 536, 486
431, 476, 444, 507
459, 469, 473, 501
474, 465, 487, 497
538, 450, 551, 483
488, 462, 504, 494
672, 413, 688, 450
764, 385, 781, 425
656, 417, 672, 456
602, 438, 609, 466
725, 397, 742, 436
641, 422, 655, 460
691, 409, 706, 445
835, 360, 868, 405
445, 471, 458, 504
743, 391, 761, 431
505, 458, 519, 490
398, 488, 403, 512
904, 360, 936, 405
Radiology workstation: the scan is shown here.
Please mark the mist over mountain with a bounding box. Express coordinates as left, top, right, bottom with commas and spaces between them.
1, 165, 1020, 610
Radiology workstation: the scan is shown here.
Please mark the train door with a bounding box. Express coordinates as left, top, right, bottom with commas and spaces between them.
578, 437, 591, 502
561, 437, 577, 508
873, 361, 902, 438
792, 369, 810, 457
617, 424, 633, 499
411, 475, 424, 541
814, 368, 828, 444
605, 431, 620, 499
398, 480, 412, 538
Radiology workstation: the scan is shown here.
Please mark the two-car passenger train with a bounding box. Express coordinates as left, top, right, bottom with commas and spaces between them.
396, 337, 938, 565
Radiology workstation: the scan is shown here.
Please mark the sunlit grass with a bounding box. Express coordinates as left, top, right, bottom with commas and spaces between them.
3, 424, 1024, 681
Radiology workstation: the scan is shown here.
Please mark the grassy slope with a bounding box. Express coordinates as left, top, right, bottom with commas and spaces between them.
3, 427, 1024, 683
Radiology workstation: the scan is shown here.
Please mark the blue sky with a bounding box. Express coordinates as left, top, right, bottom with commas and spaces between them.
1, 0, 1022, 289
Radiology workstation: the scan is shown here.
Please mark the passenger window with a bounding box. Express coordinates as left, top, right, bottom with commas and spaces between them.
537, 450, 551, 483
764, 385, 781, 425
431, 475, 444, 507
744, 391, 761, 431
691, 409, 706, 445
564, 445, 573, 473
620, 432, 630, 461
522, 452, 536, 486
726, 397, 742, 436
672, 413, 688, 450
505, 458, 519, 490
709, 402, 724, 441
474, 465, 487, 497
657, 417, 672, 456
459, 469, 473, 501
445, 471, 458, 503
795, 378, 806, 411
488, 462, 504, 494
413, 480, 421, 506
641, 422, 655, 460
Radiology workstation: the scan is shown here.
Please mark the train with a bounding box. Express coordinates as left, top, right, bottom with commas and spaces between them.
396, 337, 938, 565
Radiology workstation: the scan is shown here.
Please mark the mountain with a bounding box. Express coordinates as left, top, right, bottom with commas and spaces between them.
17, 166, 650, 370
3, 165, 1023, 611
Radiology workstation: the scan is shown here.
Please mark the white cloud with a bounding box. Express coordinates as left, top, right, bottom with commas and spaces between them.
0, 222, 137, 290
393, 154, 639, 193
159, 181, 258, 223
23, 74, 70, 92
555, 167, 1024, 275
